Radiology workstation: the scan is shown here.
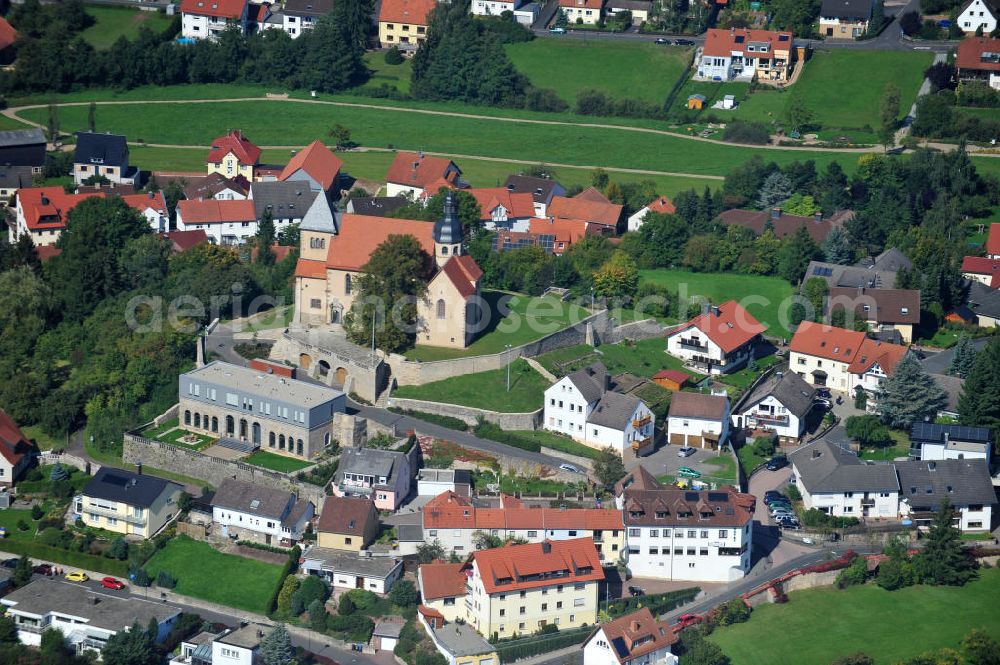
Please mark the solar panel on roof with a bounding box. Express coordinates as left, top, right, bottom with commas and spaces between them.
813, 266, 833, 277
684, 492, 699, 502
707, 492, 729, 502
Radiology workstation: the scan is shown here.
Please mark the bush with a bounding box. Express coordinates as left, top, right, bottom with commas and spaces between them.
156, 570, 177, 589
722, 120, 771, 145
606, 587, 700, 618
713, 598, 751, 626
844, 415, 891, 446
575, 89, 663, 119
133, 568, 152, 587
30, 505, 43, 520
326, 613, 375, 642
16, 520, 29, 531
108, 537, 129, 561
525, 87, 569, 113
473, 421, 541, 453
801, 509, 861, 529
384, 47, 404, 65
389, 579, 419, 607
836, 554, 869, 588
388, 407, 468, 431
786, 484, 801, 501
752, 435, 775, 457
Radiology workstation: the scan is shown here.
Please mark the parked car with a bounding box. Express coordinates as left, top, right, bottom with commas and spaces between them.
33, 564, 54, 576
677, 446, 696, 458
763, 492, 787, 505
550, 27, 566, 34
655, 37, 669, 44
768, 501, 792, 511
802, 537, 816, 545
559, 463, 581, 474
101, 577, 125, 590
766, 457, 789, 471
678, 466, 701, 479
64, 571, 88, 583
815, 388, 832, 399
778, 521, 801, 530
628, 585, 644, 597
674, 38, 695, 45
770, 505, 794, 515
813, 398, 833, 410
1, 559, 18, 570
676, 613, 702, 629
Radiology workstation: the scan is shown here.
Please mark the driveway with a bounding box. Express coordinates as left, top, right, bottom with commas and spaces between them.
630, 443, 735, 486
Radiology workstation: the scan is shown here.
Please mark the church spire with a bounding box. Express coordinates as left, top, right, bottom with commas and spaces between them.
433, 191, 463, 268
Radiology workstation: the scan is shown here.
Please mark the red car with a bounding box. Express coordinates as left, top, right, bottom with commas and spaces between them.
675, 613, 702, 629
33, 564, 54, 576
101, 577, 125, 590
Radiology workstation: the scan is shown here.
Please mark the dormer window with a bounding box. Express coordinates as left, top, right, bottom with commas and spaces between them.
654, 511, 667, 519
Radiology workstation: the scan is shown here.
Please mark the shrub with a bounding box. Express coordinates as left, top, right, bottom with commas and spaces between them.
276, 574, 300, 616
801, 509, 860, 529
156, 570, 177, 589
752, 435, 775, 457
133, 568, 152, 587
108, 537, 129, 561
525, 87, 569, 113
845, 415, 891, 446
16, 520, 29, 531
388, 407, 468, 431
786, 484, 801, 501
722, 120, 771, 145
30, 505, 43, 520
339, 593, 356, 615
713, 598, 751, 625
384, 47, 404, 65
836, 554, 869, 588
326, 613, 374, 642
473, 421, 541, 453
389, 579, 419, 607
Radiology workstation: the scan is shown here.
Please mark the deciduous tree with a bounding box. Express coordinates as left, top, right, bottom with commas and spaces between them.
592, 447, 626, 487
592, 250, 638, 298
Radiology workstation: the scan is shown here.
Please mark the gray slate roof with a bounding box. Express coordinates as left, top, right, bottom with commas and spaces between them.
74, 132, 129, 168
346, 196, 408, 217
0, 128, 46, 148
896, 459, 997, 509
433, 622, 497, 658
397, 523, 424, 542
803, 261, 899, 291
503, 175, 565, 205
588, 391, 641, 430
910, 423, 992, 446
252, 181, 314, 220
967, 281, 1000, 319
820, 0, 873, 20
737, 371, 815, 418
789, 440, 899, 493
338, 447, 403, 480
217, 624, 271, 649
302, 546, 404, 578
566, 363, 608, 404
82, 467, 181, 509
283, 0, 334, 16
300, 191, 337, 233
0, 164, 33, 190
1, 579, 180, 631
212, 478, 295, 521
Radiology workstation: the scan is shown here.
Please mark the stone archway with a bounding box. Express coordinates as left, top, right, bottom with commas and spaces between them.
299, 353, 313, 370
335, 367, 348, 385
318, 360, 331, 378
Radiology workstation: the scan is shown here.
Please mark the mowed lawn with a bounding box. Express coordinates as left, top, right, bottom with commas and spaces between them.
144, 536, 284, 613
363, 52, 412, 94
506, 39, 692, 104
535, 338, 697, 380
392, 358, 549, 412
404, 290, 590, 362
639, 269, 795, 339
244, 450, 314, 473
736, 50, 933, 132
80, 7, 175, 50
709, 568, 1000, 665
19, 100, 861, 177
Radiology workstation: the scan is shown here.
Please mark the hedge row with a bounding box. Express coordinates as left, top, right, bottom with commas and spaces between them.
494, 626, 591, 662
0, 540, 129, 577
388, 407, 469, 432
267, 545, 301, 614
473, 422, 541, 453
237, 540, 293, 555
607, 586, 701, 618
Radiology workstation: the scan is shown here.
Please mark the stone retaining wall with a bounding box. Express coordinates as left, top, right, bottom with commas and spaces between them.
782, 569, 840, 593
385, 397, 542, 429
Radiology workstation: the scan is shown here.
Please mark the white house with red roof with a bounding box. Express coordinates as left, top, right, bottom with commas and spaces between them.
175, 199, 258, 245
961, 255, 1000, 289
626, 195, 675, 232
278, 140, 343, 198
560, 0, 604, 24
0, 409, 34, 486
698, 27, 794, 83
206, 130, 262, 181
789, 321, 909, 397
582, 608, 679, 665
122, 192, 169, 233
180, 0, 249, 39
664, 301, 766, 375
986, 223, 1000, 259
385, 152, 462, 199
956, 36, 1000, 89
466, 187, 535, 231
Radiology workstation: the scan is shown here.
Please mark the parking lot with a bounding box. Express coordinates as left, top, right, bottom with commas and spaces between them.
630, 443, 738, 486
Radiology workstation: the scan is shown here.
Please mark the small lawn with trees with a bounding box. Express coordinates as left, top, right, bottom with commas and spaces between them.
79, 7, 175, 50
244, 451, 315, 474
535, 339, 695, 381
392, 359, 548, 412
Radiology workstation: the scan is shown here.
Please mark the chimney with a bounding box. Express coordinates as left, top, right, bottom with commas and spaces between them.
41, 196, 50, 205
814, 212, 822, 223
136, 463, 142, 476
812, 449, 822, 459
541, 541, 552, 554
928, 461, 936, 471
701, 302, 710, 316
771, 208, 781, 220
711, 305, 721, 317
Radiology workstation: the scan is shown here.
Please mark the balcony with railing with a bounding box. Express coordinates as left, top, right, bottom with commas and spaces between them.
632, 416, 652, 429
15, 623, 44, 635
79, 504, 146, 526
751, 412, 789, 426
677, 339, 708, 351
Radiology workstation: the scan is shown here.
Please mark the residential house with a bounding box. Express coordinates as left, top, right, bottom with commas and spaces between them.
986, 224, 1000, 259
716, 207, 848, 244
548, 190, 623, 234
251, 180, 325, 232
178, 360, 345, 459
826, 287, 921, 343
967, 281, 1000, 327
332, 446, 414, 510
10, 187, 89, 246
183, 173, 251, 201
206, 130, 261, 181
627, 196, 675, 232
316, 495, 380, 551
731, 371, 816, 443
212, 624, 272, 665
581, 608, 679, 665
278, 139, 343, 197
2, 578, 180, 654
493, 216, 598, 255
804, 247, 912, 291
417, 561, 468, 624
280, 0, 334, 37
0, 165, 33, 205
467, 187, 536, 231
122, 192, 169, 233
180, 0, 249, 39
896, 459, 996, 531
788, 321, 909, 397
818, 0, 873, 38
417, 609, 499, 665
73, 132, 137, 186
421, 490, 625, 560
424, 538, 604, 638
956, 0, 998, 35
175, 198, 258, 245
651, 370, 690, 392
346, 196, 409, 216
379, 0, 438, 49
620, 485, 755, 582
385, 151, 462, 198
560, 0, 603, 24
160, 229, 209, 253
0, 19, 17, 66
0, 409, 34, 486
604, 0, 651, 24
417, 469, 473, 497
666, 392, 730, 450
957, 37, 1000, 89
664, 301, 766, 375
543, 363, 655, 455
300, 546, 404, 594
211, 478, 315, 546
471, 0, 522, 17
75, 467, 184, 538
961, 255, 1000, 289
698, 28, 794, 83
502, 175, 567, 217
909, 423, 992, 463
0, 128, 46, 174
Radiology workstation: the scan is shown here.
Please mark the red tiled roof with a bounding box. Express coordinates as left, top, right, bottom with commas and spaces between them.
623, 487, 754, 528
418, 561, 468, 600
248, 2, 269, 21
956, 36, 1000, 73
652, 369, 689, 384
36, 245, 61, 261
962, 255, 1000, 288
473, 538, 604, 594
206, 130, 261, 166
0, 409, 30, 468
466, 188, 535, 220
559, 0, 603, 9
848, 337, 908, 376
295, 258, 328, 279
668, 301, 766, 354
160, 230, 208, 252
790, 321, 909, 376
702, 27, 793, 58
16, 187, 104, 231
987, 224, 1000, 257
379, 0, 438, 24
717, 208, 839, 244
121, 192, 167, 215
437, 255, 482, 299
528, 216, 593, 245
647, 196, 676, 215
385, 152, 458, 188
279, 140, 343, 191
590, 608, 678, 664
180, 0, 247, 19
0, 17, 18, 51
548, 195, 622, 229
317, 496, 378, 535
324, 214, 435, 272
574, 187, 612, 204
177, 198, 255, 224
423, 491, 621, 531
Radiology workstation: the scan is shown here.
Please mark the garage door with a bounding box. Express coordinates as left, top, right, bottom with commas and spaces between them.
670, 433, 685, 445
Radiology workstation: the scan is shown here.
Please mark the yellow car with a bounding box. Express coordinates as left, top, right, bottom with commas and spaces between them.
64, 571, 88, 583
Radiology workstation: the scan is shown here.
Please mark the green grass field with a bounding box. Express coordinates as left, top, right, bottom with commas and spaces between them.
404, 290, 590, 362
80, 7, 175, 50
362, 52, 412, 94
735, 50, 934, 135
709, 568, 1000, 665
535, 338, 695, 381
20, 425, 65, 451
668, 80, 751, 119
244, 450, 314, 473
144, 536, 284, 613
506, 40, 692, 105
19, 99, 863, 177
393, 358, 548, 412
507, 429, 601, 459
639, 269, 795, 339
